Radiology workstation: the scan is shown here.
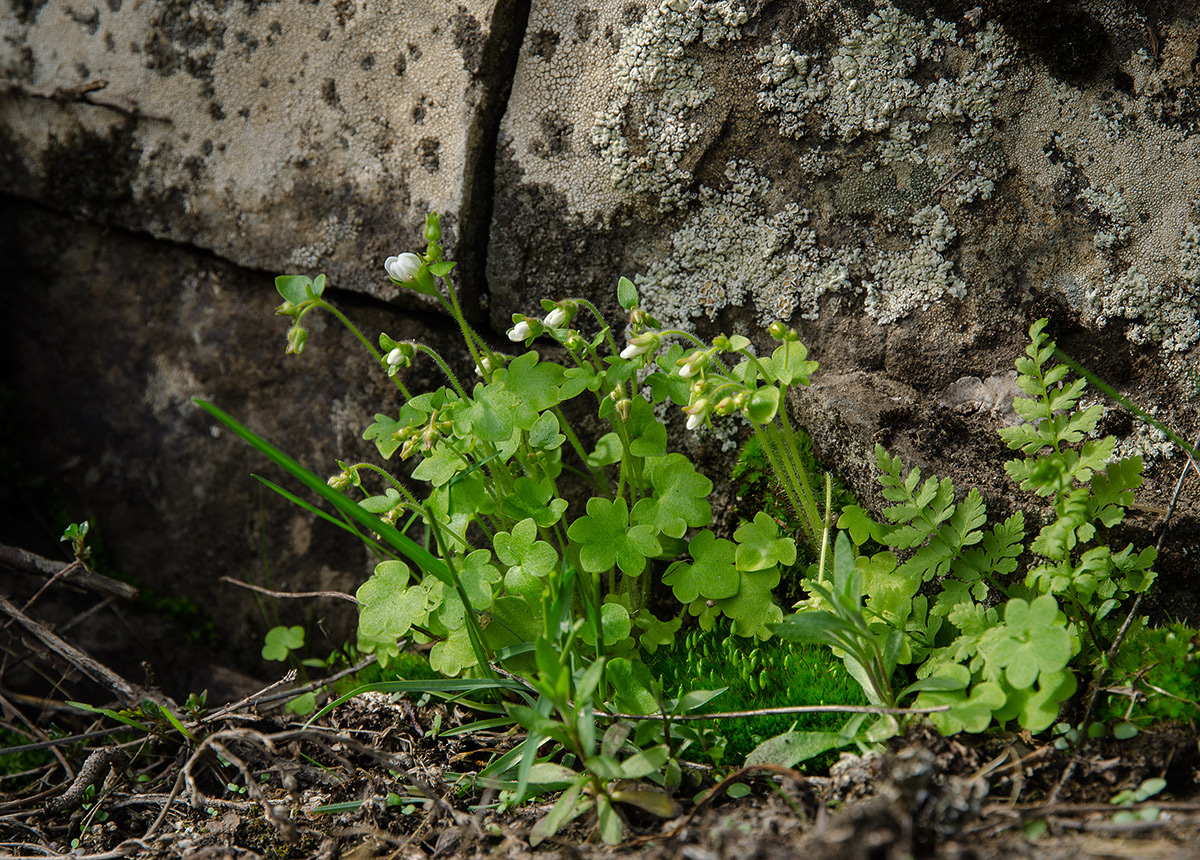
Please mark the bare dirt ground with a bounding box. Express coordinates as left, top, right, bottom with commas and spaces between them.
3, 687, 1198, 860
3, 544, 1198, 860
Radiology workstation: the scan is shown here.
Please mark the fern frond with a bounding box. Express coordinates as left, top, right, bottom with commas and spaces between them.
1031, 487, 1091, 560
896, 489, 987, 583
950, 511, 1025, 584
1089, 455, 1142, 528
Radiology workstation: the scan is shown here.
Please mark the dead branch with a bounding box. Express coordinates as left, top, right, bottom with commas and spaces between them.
0, 593, 151, 706
0, 544, 138, 602
220, 576, 358, 603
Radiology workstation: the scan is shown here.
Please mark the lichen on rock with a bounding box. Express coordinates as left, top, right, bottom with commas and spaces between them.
635, 160, 854, 331
591, 0, 749, 212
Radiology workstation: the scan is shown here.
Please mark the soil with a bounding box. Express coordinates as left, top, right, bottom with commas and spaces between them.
3, 688, 1199, 860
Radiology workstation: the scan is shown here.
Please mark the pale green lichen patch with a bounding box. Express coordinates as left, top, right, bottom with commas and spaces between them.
592, 0, 749, 212
755, 11, 1012, 161
1078, 182, 1133, 251
635, 161, 855, 330
864, 204, 965, 325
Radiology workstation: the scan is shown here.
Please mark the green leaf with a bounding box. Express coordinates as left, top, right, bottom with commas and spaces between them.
734, 512, 797, 572
662, 531, 738, 603
609, 785, 680, 817
608, 657, 659, 714
619, 746, 669, 780
495, 518, 558, 581
744, 386, 781, 423
528, 411, 566, 450
530, 777, 590, 847
745, 730, 849, 768
501, 476, 569, 528
716, 566, 783, 639
625, 397, 668, 458
634, 610, 682, 654
262, 625, 305, 661
597, 794, 624, 844
566, 498, 661, 576
580, 602, 632, 647
838, 505, 884, 546
631, 454, 713, 539
428, 260, 456, 277
275, 275, 314, 304
984, 596, 1075, 688
429, 628, 478, 676
411, 444, 468, 486
587, 432, 623, 468
356, 560, 429, 641
618, 276, 639, 310
66, 701, 151, 733
494, 352, 568, 429
457, 549, 500, 610
465, 383, 517, 442
894, 488, 987, 583
767, 340, 819, 387
362, 414, 405, 459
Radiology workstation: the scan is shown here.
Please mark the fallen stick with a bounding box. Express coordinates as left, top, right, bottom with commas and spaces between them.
0, 544, 138, 602
0, 593, 150, 706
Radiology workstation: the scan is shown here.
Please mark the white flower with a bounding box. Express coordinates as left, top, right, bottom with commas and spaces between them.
684, 398, 709, 430
678, 353, 705, 378
543, 306, 569, 328
386, 347, 405, 366
384, 253, 422, 283
508, 320, 532, 342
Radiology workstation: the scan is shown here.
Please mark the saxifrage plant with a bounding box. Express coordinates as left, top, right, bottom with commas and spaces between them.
197, 211, 835, 841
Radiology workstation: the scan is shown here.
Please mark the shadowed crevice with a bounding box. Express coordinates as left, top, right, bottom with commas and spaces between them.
454, 0, 533, 331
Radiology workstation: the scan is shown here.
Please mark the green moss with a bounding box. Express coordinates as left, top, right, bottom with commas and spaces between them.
1097, 622, 1200, 726
336, 649, 439, 695
648, 618, 866, 760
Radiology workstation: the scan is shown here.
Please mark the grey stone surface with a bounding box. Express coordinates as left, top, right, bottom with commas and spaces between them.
2, 201, 475, 684
4, 0, 1200, 683
0, 0, 518, 299
491, 0, 1200, 514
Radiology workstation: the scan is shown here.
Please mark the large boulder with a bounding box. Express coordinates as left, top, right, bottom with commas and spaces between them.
0, 0, 524, 299
491, 0, 1200, 518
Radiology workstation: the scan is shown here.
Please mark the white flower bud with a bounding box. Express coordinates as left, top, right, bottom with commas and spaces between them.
508, 320, 532, 342
543, 306, 569, 328
684, 398, 709, 430
386, 347, 404, 366
384, 253, 422, 283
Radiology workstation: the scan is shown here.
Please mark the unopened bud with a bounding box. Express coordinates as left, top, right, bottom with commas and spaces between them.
286, 325, 307, 355
424, 212, 442, 243
509, 320, 531, 341
384, 253, 423, 284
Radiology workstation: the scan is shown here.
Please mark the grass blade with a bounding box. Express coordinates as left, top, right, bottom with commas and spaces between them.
194, 399, 449, 581
253, 474, 396, 558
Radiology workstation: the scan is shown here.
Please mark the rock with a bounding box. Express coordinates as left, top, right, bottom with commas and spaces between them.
5, 0, 1200, 679
1, 200, 475, 683
491, 0, 1200, 533
0, 0, 523, 300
